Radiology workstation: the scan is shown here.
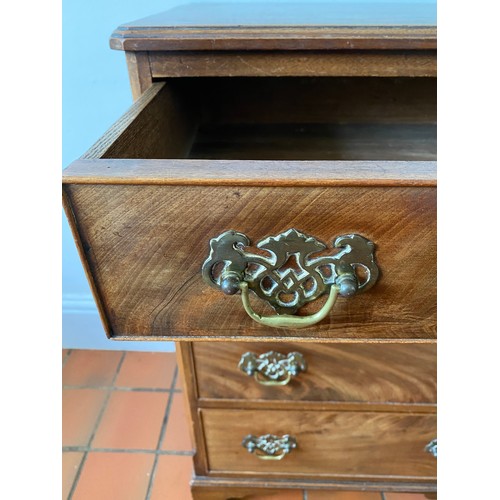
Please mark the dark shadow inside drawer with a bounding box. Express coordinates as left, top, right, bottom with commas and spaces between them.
95, 76, 436, 161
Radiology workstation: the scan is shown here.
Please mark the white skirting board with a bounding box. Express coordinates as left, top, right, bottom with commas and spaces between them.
62, 294, 175, 352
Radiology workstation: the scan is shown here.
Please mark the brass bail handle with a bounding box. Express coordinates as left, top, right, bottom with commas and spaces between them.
239, 280, 339, 329
255, 449, 287, 461
202, 229, 379, 329
224, 268, 357, 329
255, 370, 291, 386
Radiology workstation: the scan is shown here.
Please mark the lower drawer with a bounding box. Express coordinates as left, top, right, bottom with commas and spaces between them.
193, 342, 436, 404
201, 409, 436, 480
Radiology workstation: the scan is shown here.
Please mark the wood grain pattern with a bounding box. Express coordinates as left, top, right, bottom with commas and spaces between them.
110, 3, 436, 52
63, 159, 436, 187
196, 399, 436, 414
125, 51, 153, 100
112, 27, 436, 52
201, 409, 436, 479
190, 476, 437, 497
193, 343, 436, 404
149, 51, 436, 78
113, 32, 437, 52
190, 484, 302, 500
62, 183, 436, 341
190, 484, 301, 500
176, 342, 209, 475
62, 189, 113, 337
82, 82, 197, 161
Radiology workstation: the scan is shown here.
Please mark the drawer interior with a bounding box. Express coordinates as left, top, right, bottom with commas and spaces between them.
99, 76, 436, 161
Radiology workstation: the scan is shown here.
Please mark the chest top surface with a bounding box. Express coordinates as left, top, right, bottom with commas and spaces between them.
110, 1, 437, 51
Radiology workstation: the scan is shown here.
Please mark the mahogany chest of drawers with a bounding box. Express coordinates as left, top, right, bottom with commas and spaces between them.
63, 2, 437, 498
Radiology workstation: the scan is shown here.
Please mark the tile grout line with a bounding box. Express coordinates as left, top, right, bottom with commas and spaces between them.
67, 351, 127, 500
62, 446, 194, 456
145, 365, 179, 500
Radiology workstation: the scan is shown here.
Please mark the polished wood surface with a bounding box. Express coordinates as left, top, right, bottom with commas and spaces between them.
110, 2, 436, 52
190, 484, 302, 500
176, 341, 209, 476
112, 29, 436, 52
191, 476, 437, 498
65, 159, 436, 187
110, 3, 436, 80
82, 83, 196, 161
149, 51, 436, 78
125, 52, 153, 100
63, 183, 435, 341
201, 408, 436, 479
193, 343, 436, 404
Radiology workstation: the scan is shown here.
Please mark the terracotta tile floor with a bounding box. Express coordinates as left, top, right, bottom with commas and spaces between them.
62, 349, 434, 500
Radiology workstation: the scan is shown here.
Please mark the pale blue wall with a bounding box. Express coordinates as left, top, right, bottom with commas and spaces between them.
62, 0, 436, 350
62, 0, 183, 350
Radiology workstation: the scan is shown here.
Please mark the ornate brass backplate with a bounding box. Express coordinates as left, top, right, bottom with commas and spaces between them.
202, 229, 379, 327
242, 434, 297, 460
239, 351, 307, 385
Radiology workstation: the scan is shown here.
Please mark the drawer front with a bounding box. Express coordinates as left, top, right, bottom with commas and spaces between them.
63, 182, 435, 341
201, 409, 436, 479
193, 343, 436, 404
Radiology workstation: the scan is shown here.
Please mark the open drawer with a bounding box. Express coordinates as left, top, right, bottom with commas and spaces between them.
62, 76, 436, 342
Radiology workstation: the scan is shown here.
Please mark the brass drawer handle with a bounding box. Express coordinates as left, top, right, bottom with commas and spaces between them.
425, 438, 437, 458
239, 351, 307, 386
242, 434, 297, 460
202, 228, 379, 329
